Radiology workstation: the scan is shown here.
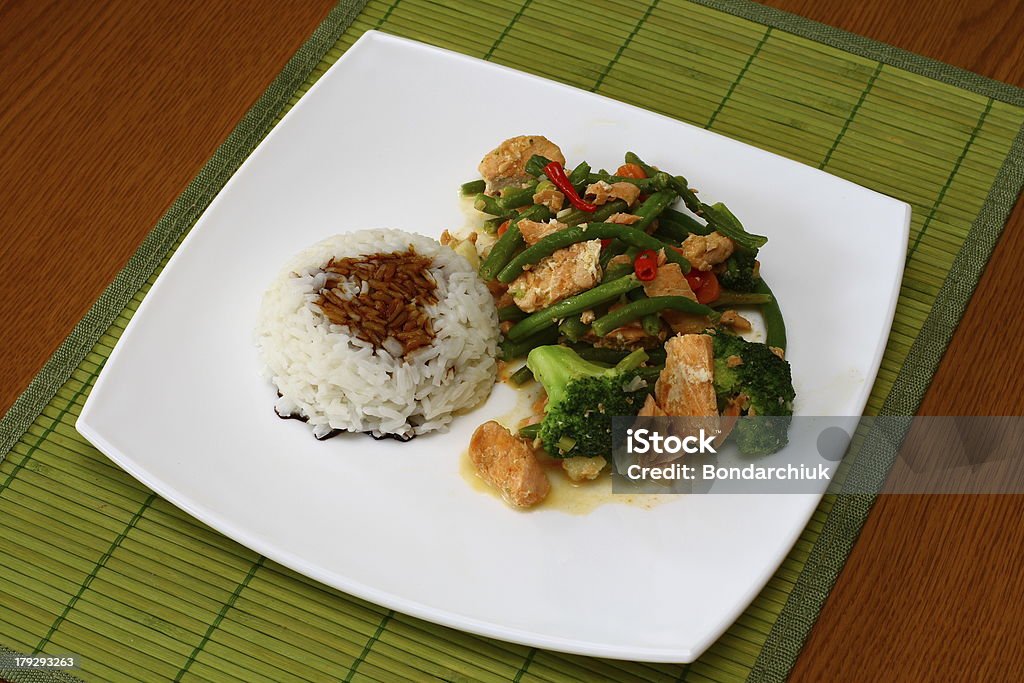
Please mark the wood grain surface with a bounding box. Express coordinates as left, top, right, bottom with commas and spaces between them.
1, 0, 1022, 680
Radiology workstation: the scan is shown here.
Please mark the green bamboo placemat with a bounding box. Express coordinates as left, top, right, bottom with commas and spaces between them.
3, 1, 1023, 681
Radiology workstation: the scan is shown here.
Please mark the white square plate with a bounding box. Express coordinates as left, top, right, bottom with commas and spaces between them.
78, 32, 910, 662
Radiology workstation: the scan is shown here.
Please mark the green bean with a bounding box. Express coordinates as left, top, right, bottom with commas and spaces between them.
699, 202, 768, 251
711, 291, 773, 307
585, 172, 671, 192
754, 278, 787, 351
592, 296, 717, 337
506, 275, 642, 341
509, 365, 534, 386
519, 423, 542, 439
624, 153, 701, 211
568, 161, 591, 186
473, 193, 505, 216
630, 190, 677, 232
572, 344, 667, 365
478, 205, 551, 280
525, 154, 554, 177
601, 244, 640, 271
558, 316, 590, 342
496, 223, 690, 283
650, 226, 682, 246
617, 164, 766, 250
624, 151, 657, 177
655, 209, 711, 244
641, 314, 663, 337
662, 208, 714, 236
497, 183, 539, 212
498, 305, 527, 322
557, 199, 628, 227
461, 179, 486, 196
499, 326, 559, 359
599, 240, 628, 269
482, 216, 507, 234
602, 261, 634, 283
626, 288, 663, 337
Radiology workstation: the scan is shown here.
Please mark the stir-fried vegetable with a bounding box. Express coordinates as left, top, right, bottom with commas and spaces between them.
527, 347, 650, 457
461, 139, 794, 488
478, 204, 551, 280
506, 274, 643, 341
496, 223, 690, 283
591, 296, 717, 337
633, 249, 658, 281
712, 332, 794, 454
544, 161, 596, 212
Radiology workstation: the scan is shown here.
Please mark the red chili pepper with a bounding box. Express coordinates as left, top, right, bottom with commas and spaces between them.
600, 238, 613, 249
543, 161, 596, 212
634, 249, 659, 281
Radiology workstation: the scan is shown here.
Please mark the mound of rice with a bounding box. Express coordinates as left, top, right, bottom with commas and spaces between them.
255, 229, 499, 440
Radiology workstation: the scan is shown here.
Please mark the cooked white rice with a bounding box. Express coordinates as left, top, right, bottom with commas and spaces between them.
255, 229, 499, 439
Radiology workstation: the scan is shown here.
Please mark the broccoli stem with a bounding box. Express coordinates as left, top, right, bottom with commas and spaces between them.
518, 423, 542, 439
555, 435, 577, 453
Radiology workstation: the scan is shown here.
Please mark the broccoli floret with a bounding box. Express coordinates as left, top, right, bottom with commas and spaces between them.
712, 333, 795, 455
526, 346, 650, 458
718, 250, 759, 292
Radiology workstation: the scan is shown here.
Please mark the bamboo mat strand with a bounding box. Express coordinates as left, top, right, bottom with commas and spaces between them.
3, 0, 1024, 681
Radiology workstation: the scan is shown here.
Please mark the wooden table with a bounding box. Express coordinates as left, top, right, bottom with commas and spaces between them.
1, 1, 1021, 679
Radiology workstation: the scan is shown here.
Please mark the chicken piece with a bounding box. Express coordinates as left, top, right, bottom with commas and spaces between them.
606, 212, 643, 225
532, 188, 564, 213
469, 421, 550, 508
679, 232, 735, 271
635, 335, 719, 464
478, 135, 565, 194
518, 219, 568, 245
655, 334, 718, 418
585, 180, 641, 207
641, 262, 711, 334
719, 310, 752, 331
508, 240, 601, 312
642, 262, 693, 299
562, 456, 607, 482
